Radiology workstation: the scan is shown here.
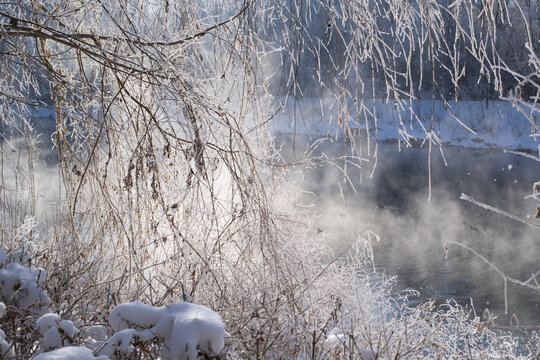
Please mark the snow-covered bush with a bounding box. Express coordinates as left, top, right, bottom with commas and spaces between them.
0, 246, 228, 358
0, 229, 536, 359
0, 249, 49, 313
96, 301, 225, 359
0, 248, 83, 358
35, 313, 79, 352
0, 248, 51, 357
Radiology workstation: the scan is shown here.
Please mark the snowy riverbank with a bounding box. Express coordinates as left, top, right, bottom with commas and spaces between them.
271, 98, 539, 151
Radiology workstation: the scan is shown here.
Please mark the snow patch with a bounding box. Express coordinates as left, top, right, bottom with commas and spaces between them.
85, 325, 107, 341
98, 301, 225, 359
33, 346, 108, 360
36, 313, 79, 350
36, 313, 61, 336
0, 249, 49, 313
0, 329, 14, 358
271, 98, 539, 151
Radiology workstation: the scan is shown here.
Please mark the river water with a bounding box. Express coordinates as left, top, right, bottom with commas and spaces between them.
280, 133, 540, 328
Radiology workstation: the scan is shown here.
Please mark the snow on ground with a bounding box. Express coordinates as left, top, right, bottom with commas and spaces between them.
270, 97, 539, 151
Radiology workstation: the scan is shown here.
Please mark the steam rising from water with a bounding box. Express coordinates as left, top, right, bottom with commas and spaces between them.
284, 135, 540, 325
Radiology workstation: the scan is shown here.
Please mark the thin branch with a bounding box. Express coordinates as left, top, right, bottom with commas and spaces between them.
460, 193, 540, 230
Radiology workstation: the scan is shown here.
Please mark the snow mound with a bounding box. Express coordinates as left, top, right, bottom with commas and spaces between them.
0, 248, 49, 313
36, 313, 79, 350
33, 346, 108, 360
98, 301, 225, 359
36, 313, 61, 336
85, 325, 107, 341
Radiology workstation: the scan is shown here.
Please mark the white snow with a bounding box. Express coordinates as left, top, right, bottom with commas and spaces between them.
85, 325, 107, 341
58, 320, 78, 339
36, 313, 61, 336
271, 97, 539, 151
161, 302, 225, 359
44, 327, 63, 351
108, 301, 161, 331
0, 250, 50, 313
0, 329, 14, 358
36, 313, 79, 350
33, 346, 108, 360
98, 301, 225, 359
95, 329, 136, 357
10, 250, 33, 266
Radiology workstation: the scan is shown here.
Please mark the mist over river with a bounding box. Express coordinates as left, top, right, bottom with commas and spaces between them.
280, 133, 540, 327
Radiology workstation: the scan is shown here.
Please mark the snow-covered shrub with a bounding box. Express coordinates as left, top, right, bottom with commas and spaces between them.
84, 325, 107, 343
0, 248, 98, 358
0, 245, 229, 358
97, 301, 225, 359
35, 313, 79, 351
0, 248, 52, 357
0, 248, 49, 313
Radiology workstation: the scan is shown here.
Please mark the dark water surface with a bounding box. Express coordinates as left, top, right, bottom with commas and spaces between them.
281, 134, 540, 327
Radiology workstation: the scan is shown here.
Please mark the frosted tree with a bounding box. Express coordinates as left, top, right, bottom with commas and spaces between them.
0, 0, 538, 357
